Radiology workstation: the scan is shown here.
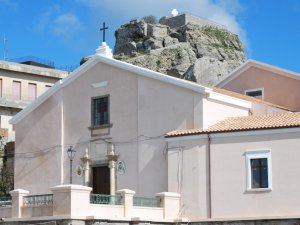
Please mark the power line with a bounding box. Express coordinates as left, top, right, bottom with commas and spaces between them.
13, 134, 166, 159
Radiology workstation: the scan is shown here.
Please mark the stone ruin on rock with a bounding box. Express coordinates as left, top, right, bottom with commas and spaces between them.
114, 13, 246, 85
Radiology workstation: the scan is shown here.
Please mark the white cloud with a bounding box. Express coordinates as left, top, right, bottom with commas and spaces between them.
35, 4, 60, 33
77, 0, 248, 47
35, 6, 83, 39
53, 13, 82, 36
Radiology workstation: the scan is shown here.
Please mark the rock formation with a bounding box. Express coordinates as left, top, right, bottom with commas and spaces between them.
114, 13, 246, 85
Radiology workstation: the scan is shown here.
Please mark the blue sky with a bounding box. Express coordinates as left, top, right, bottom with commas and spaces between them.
0, 0, 300, 72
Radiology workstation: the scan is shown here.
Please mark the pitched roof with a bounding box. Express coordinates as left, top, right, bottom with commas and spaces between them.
166, 112, 300, 137
200, 82, 292, 111
9, 55, 290, 125
216, 59, 300, 88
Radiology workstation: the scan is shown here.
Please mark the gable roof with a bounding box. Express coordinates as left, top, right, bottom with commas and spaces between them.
216, 59, 300, 88
10, 55, 289, 125
166, 112, 300, 137
199, 82, 292, 111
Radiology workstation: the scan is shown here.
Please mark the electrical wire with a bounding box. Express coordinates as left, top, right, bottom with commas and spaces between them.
13, 133, 166, 159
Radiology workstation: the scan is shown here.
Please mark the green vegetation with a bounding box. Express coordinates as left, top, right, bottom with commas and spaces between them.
202, 26, 243, 51
156, 59, 161, 67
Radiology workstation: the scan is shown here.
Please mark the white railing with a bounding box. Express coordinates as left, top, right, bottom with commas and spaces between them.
0, 185, 180, 222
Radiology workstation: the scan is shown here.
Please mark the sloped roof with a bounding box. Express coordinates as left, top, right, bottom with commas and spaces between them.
200, 82, 292, 111
216, 59, 300, 88
166, 112, 300, 137
10, 55, 290, 125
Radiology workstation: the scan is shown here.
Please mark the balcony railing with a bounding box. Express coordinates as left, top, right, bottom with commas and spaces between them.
23, 194, 53, 206
90, 194, 122, 205
0, 196, 12, 207
133, 197, 161, 207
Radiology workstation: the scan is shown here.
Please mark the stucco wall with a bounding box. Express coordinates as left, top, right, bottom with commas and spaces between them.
167, 129, 300, 219
210, 131, 300, 218
202, 98, 248, 129
60, 62, 207, 196
14, 91, 63, 194
221, 67, 300, 111
168, 137, 209, 219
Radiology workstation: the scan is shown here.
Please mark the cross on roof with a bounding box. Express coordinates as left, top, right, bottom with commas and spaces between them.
100, 22, 108, 43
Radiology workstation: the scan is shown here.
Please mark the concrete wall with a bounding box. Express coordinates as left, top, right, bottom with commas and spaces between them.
221, 67, 300, 111
167, 129, 300, 219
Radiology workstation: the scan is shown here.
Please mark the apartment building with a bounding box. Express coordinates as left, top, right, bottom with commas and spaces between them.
0, 60, 68, 141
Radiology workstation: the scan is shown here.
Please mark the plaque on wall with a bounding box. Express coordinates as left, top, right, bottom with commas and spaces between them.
116, 161, 125, 175
76, 164, 83, 177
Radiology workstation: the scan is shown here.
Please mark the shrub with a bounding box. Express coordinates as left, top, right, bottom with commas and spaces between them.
142, 15, 158, 24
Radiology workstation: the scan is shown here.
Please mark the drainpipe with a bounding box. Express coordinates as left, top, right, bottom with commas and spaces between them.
207, 134, 212, 218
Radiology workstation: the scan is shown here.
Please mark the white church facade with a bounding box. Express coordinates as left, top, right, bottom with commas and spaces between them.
2, 43, 300, 223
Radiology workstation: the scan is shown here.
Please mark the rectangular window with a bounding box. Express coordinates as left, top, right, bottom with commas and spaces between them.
245, 88, 264, 99
92, 96, 109, 127
246, 150, 272, 191
28, 83, 37, 101
12, 81, 21, 100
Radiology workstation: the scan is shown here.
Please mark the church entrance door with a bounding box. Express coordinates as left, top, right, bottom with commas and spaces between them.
92, 166, 110, 194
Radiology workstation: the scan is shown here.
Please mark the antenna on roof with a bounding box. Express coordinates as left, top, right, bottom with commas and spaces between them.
3, 34, 8, 61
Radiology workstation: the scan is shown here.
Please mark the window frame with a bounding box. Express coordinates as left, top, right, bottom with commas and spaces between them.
244, 88, 264, 99
91, 95, 110, 128
28, 82, 37, 101
245, 150, 272, 192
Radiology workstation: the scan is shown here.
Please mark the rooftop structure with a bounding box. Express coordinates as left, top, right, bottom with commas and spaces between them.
9, 56, 55, 69
159, 12, 226, 30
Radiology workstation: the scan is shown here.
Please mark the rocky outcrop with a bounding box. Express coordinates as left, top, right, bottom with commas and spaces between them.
114, 14, 246, 85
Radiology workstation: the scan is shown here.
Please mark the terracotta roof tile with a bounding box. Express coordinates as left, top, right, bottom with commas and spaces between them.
166, 112, 300, 137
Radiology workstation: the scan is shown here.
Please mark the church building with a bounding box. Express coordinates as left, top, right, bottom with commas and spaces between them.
4, 41, 300, 224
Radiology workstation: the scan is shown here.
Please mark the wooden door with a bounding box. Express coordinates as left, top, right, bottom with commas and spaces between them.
92, 166, 110, 194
